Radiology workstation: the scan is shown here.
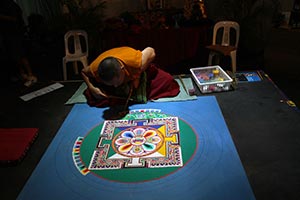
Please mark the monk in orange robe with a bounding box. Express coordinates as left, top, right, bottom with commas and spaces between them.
81, 46, 179, 108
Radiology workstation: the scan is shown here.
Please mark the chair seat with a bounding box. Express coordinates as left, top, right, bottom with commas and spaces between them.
63, 54, 87, 61
206, 45, 237, 56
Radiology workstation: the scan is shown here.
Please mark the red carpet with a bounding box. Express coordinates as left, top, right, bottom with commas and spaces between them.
0, 128, 38, 165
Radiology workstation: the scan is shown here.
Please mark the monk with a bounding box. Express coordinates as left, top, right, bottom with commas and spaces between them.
81, 46, 179, 109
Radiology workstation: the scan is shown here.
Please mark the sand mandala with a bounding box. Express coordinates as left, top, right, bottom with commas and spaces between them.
18, 99, 255, 200
72, 109, 198, 182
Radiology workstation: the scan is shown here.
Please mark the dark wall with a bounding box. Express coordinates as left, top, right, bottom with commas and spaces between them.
205, 0, 282, 68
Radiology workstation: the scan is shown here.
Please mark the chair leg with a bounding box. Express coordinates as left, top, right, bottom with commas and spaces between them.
62, 59, 67, 81
81, 57, 88, 69
73, 62, 79, 75
230, 50, 237, 74
230, 50, 238, 87
208, 52, 213, 65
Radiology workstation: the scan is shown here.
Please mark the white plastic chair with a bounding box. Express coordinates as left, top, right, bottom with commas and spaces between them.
62, 30, 88, 80
206, 21, 240, 74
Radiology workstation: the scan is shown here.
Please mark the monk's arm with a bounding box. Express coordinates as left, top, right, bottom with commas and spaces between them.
132, 47, 155, 88
141, 47, 155, 72
81, 67, 108, 99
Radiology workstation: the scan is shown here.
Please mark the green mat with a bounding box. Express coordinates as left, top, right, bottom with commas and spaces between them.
65, 82, 88, 104
65, 78, 196, 105
152, 77, 197, 102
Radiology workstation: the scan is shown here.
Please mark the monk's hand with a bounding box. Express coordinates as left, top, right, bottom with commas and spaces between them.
81, 71, 108, 99
81, 71, 89, 82
90, 87, 108, 99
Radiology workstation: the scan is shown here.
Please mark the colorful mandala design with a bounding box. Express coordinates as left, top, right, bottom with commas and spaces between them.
112, 127, 164, 157
72, 109, 198, 182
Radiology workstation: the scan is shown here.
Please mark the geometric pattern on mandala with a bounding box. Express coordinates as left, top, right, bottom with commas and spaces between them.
72, 137, 90, 175
88, 116, 182, 170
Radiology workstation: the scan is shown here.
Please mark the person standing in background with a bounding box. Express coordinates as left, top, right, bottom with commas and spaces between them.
0, 0, 37, 87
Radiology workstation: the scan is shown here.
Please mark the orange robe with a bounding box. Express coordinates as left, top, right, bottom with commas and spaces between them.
89, 47, 142, 82
84, 47, 180, 108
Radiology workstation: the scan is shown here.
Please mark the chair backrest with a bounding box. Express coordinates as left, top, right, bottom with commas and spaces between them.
212, 21, 240, 47
64, 30, 88, 58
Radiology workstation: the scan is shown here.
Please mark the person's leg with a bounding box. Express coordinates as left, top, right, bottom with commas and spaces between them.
18, 56, 37, 86
146, 64, 180, 100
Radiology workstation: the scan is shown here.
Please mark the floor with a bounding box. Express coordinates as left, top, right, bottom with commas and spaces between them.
0, 27, 300, 200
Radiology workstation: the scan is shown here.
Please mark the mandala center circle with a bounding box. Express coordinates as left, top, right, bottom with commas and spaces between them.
131, 136, 146, 145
